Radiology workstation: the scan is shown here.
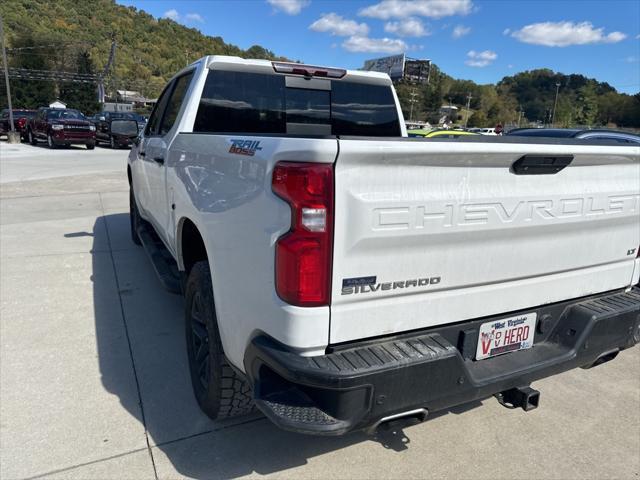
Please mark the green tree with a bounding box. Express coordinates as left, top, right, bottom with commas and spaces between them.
467, 111, 487, 127
554, 94, 575, 127
574, 84, 599, 126
59, 51, 100, 114
422, 80, 443, 116
0, 31, 55, 108
395, 84, 424, 121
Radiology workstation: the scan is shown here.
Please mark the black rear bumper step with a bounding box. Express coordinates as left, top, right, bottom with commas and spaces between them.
136, 222, 182, 295
245, 287, 640, 435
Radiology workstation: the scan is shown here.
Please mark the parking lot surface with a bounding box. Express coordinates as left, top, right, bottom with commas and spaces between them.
1, 143, 639, 480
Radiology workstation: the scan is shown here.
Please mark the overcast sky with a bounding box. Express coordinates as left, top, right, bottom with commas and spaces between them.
119, 0, 640, 94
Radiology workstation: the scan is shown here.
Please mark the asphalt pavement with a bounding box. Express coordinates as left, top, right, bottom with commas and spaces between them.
1, 142, 639, 480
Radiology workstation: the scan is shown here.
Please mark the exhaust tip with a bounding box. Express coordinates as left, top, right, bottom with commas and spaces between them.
581, 349, 620, 370
367, 408, 429, 434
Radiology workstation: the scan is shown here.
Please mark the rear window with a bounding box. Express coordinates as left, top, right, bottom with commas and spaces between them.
286, 88, 330, 126
193, 70, 400, 136
331, 81, 400, 136
111, 120, 139, 136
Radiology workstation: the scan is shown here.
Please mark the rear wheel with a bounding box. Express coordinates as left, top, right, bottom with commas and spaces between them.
129, 188, 142, 246
86, 142, 95, 150
185, 261, 255, 420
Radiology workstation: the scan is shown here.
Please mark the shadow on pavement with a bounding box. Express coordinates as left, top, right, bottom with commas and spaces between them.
90, 213, 483, 478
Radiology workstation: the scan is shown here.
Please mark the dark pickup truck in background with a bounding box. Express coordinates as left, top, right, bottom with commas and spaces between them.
27, 108, 96, 149
91, 111, 139, 148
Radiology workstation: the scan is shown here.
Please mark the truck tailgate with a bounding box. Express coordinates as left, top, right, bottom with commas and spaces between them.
330, 138, 640, 344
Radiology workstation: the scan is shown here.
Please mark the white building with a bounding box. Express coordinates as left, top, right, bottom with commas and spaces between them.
103, 102, 134, 113
116, 90, 146, 104
439, 105, 459, 116
49, 100, 67, 109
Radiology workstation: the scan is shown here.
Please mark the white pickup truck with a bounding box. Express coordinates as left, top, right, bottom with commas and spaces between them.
128, 56, 640, 435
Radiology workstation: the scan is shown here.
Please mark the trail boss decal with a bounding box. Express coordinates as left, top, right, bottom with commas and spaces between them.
341, 276, 441, 295
229, 139, 263, 156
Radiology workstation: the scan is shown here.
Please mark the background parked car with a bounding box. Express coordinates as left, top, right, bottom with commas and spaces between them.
506, 128, 640, 144
409, 129, 480, 139
0, 109, 36, 140
27, 108, 96, 149
130, 113, 147, 133
407, 128, 434, 137
91, 112, 139, 148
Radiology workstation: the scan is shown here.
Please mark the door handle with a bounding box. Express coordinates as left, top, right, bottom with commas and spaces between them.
511, 155, 573, 175
153, 155, 165, 165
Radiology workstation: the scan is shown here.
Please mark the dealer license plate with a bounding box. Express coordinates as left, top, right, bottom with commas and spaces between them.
475, 313, 537, 360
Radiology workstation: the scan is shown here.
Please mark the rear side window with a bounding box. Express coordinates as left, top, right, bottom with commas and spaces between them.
194, 71, 285, 134
146, 82, 173, 136
193, 70, 400, 136
160, 71, 194, 136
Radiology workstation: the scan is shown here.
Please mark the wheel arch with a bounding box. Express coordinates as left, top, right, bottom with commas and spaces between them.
176, 216, 209, 276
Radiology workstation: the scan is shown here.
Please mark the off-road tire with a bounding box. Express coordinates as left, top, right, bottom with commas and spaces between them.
87, 142, 95, 150
129, 188, 142, 246
185, 261, 255, 419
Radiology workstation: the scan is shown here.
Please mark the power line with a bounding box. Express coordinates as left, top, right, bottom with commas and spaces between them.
8, 68, 99, 83
7, 41, 94, 52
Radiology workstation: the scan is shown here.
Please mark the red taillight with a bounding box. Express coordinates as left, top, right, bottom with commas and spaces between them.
16, 117, 26, 128
272, 162, 334, 307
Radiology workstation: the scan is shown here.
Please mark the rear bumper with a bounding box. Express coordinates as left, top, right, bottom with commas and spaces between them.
244, 287, 640, 435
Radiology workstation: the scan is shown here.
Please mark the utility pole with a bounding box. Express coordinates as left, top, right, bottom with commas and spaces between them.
0, 14, 19, 143
551, 82, 561, 126
464, 92, 472, 127
408, 89, 418, 122
517, 107, 523, 127
112, 34, 118, 112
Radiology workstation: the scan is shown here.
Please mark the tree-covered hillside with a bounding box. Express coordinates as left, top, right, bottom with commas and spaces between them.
396, 66, 640, 128
0, 0, 285, 110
